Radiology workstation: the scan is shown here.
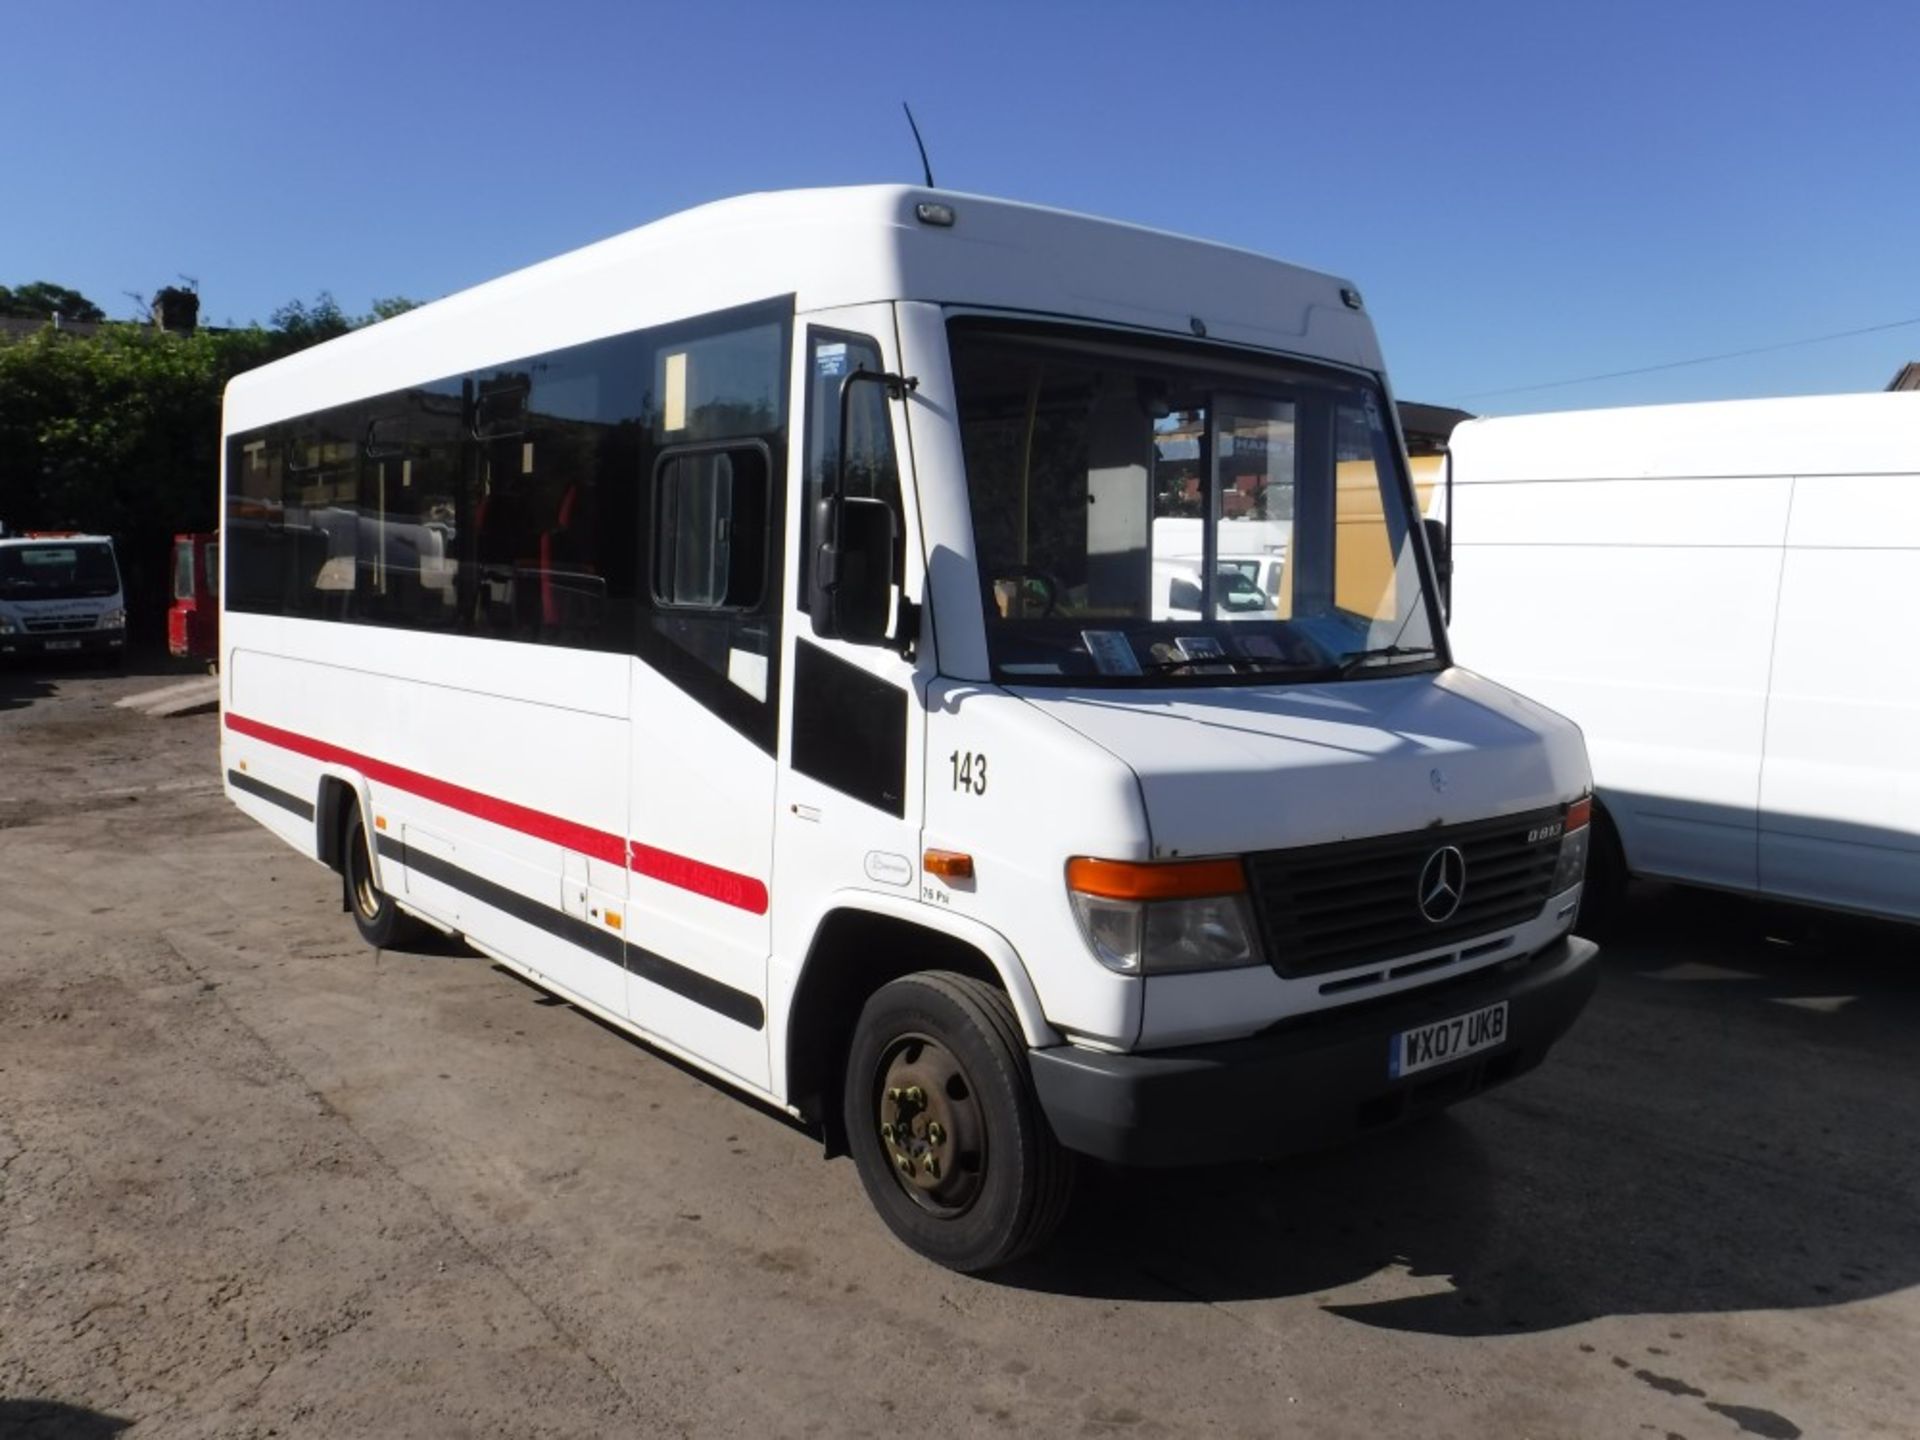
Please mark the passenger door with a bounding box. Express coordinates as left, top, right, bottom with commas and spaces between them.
625, 310, 791, 1089
1758, 471, 1920, 919
770, 308, 929, 1045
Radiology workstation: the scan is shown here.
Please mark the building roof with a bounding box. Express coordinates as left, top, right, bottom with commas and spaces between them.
1398, 401, 1475, 450
0, 315, 105, 342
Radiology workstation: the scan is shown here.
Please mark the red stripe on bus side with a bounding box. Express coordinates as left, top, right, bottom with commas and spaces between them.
630, 842, 769, 916
224, 711, 769, 915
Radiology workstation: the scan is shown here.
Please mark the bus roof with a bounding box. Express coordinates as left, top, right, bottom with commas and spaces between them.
1450, 390, 1920, 482
223, 185, 1382, 433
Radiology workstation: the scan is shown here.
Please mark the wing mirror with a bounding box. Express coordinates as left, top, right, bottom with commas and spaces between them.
810, 368, 917, 650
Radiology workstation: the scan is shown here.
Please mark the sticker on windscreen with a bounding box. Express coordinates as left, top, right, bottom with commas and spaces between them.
1081, 630, 1142, 676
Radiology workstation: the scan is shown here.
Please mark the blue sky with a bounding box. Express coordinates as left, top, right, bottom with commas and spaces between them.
4, 0, 1915, 414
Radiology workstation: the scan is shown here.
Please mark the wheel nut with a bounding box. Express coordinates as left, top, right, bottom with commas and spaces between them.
905, 1086, 925, 1105
896, 1155, 914, 1175
927, 1121, 945, 1145
880, 1123, 895, 1143
922, 1154, 940, 1177
887, 1087, 903, 1102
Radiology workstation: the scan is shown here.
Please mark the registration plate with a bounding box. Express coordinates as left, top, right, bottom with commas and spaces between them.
45, 639, 81, 651
1390, 1001, 1508, 1078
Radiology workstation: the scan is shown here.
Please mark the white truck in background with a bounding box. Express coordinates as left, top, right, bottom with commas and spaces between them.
1438, 391, 1920, 925
0, 531, 129, 664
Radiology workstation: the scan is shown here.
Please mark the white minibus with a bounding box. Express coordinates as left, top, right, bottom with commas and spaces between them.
220, 187, 1598, 1270
1443, 391, 1920, 926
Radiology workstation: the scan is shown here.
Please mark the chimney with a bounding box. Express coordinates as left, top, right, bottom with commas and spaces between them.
152, 286, 200, 334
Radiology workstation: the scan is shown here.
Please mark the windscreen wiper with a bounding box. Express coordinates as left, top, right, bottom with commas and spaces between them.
1133, 653, 1336, 678
1336, 644, 1439, 676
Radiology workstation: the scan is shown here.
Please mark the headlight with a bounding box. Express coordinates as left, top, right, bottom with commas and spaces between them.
1553, 795, 1592, 892
100, 607, 127, 630
0, 614, 16, 634
1066, 857, 1264, 975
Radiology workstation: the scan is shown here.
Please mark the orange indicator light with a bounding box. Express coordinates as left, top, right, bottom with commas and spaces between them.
1066, 856, 1245, 901
923, 850, 975, 882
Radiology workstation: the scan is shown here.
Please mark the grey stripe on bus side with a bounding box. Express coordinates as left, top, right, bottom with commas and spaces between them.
373, 833, 765, 1031
227, 769, 316, 821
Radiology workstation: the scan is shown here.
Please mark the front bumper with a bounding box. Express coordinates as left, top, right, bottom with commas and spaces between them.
1029, 933, 1599, 1167
0, 630, 124, 657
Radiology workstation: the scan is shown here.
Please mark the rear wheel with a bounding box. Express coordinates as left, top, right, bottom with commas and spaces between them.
844, 972, 1074, 1272
344, 806, 426, 949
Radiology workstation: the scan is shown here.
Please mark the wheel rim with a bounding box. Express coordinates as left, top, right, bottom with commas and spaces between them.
874, 1032, 987, 1216
350, 822, 381, 920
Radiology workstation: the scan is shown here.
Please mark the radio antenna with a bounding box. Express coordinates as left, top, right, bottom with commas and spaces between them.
902, 102, 935, 189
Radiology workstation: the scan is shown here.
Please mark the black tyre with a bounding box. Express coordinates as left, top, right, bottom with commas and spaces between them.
843, 971, 1074, 1272
1575, 805, 1629, 938
344, 806, 427, 949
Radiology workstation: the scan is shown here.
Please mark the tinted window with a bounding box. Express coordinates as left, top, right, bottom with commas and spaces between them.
638, 309, 789, 736
223, 297, 792, 748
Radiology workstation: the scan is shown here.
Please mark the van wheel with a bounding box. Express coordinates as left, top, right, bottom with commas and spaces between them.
344, 806, 425, 949
844, 972, 1074, 1272
1575, 806, 1629, 938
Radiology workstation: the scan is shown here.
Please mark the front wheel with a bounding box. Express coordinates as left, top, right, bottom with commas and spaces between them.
843, 972, 1074, 1272
344, 807, 427, 949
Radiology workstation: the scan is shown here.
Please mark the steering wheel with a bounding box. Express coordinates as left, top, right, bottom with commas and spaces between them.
990, 564, 1063, 619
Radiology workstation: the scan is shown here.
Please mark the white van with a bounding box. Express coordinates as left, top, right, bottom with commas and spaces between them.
1149, 557, 1270, 619
220, 186, 1599, 1270
1442, 391, 1920, 924
0, 532, 129, 662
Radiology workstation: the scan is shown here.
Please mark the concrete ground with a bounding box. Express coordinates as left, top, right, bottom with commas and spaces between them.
2, 659, 1916, 1439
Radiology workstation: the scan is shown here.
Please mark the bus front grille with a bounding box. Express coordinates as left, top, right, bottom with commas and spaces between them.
1245, 805, 1565, 978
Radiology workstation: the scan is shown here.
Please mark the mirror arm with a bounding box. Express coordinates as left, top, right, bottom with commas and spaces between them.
893, 596, 920, 660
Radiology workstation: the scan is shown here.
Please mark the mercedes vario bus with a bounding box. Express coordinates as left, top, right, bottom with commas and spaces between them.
219, 187, 1599, 1270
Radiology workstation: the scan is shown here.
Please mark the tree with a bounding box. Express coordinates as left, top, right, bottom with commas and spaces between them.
364, 296, 420, 323
267, 291, 353, 346
0, 281, 106, 323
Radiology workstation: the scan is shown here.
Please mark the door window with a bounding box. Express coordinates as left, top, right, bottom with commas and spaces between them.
801, 329, 903, 607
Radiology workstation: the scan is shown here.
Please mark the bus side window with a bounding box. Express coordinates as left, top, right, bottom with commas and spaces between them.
647, 443, 772, 697
637, 309, 789, 731
653, 447, 769, 609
